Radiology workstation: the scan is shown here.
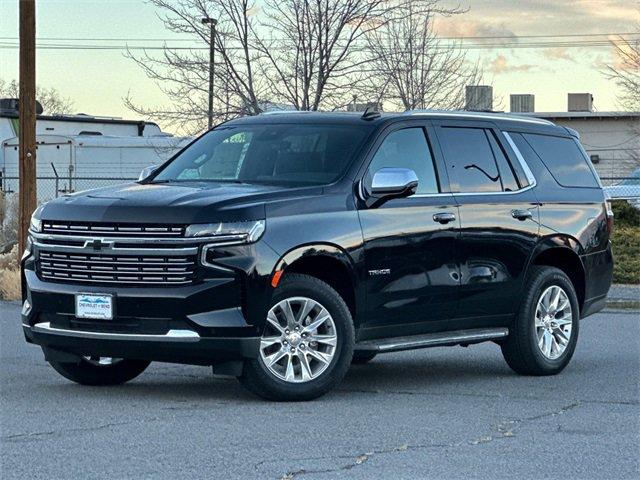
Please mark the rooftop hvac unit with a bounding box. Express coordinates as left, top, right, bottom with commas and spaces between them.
510, 94, 535, 113
568, 93, 593, 112
465, 86, 493, 111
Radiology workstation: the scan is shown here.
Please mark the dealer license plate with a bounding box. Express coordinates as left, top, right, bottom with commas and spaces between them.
75, 294, 113, 320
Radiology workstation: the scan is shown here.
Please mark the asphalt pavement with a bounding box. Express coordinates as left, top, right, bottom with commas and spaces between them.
1, 300, 638, 480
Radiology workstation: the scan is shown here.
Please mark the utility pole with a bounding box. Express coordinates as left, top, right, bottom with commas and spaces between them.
19, 0, 37, 256
202, 17, 218, 130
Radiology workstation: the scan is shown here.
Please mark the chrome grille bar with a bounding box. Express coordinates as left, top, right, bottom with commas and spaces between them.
37, 249, 196, 285
42, 221, 185, 237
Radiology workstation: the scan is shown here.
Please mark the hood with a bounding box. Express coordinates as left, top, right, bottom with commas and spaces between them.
40, 181, 322, 224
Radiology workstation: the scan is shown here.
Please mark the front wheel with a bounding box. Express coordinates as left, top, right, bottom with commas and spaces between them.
501, 266, 579, 376
48, 357, 151, 386
239, 274, 355, 401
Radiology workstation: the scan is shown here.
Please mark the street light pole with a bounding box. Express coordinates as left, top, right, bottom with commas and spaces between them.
202, 17, 218, 130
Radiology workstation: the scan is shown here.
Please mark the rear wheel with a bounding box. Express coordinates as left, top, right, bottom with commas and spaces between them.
48, 357, 151, 386
239, 274, 354, 401
501, 266, 579, 376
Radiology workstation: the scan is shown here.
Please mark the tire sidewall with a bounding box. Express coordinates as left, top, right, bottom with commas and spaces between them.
524, 269, 580, 371
246, 274, 354, 400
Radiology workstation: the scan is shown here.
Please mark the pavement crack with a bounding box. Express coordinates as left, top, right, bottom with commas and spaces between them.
468, 401, 583, 445
273, 443, 453, 479
3, 421, 132, 443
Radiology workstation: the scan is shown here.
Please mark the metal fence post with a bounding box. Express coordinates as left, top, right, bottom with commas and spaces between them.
51, 163, 59, 198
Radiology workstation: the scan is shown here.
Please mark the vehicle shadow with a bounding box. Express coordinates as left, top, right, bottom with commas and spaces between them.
42, 349, 518, 403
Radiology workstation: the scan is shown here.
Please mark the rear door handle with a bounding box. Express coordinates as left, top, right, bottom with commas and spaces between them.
433, 212, 456, 224
511, 209, 533, 221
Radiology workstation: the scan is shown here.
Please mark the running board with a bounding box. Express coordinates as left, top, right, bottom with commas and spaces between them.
354, 328, 509, 353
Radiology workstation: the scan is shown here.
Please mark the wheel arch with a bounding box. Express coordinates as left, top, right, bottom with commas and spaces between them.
527, 236, 586, 313
273, 243, 360, 325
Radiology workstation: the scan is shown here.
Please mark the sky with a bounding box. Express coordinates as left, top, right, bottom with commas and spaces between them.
0, 0, 638, 134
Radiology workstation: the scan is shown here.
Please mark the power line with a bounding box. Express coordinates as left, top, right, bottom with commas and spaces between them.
0, 31, 637, 42
0, 38, 632, 52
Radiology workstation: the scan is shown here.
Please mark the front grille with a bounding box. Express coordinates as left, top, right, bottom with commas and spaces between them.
42, 221, 185, 238
37, 251, 197, 285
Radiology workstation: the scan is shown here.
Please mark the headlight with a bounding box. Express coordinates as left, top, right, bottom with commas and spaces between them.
29, 207, 43, 233
185, 220, 265, 244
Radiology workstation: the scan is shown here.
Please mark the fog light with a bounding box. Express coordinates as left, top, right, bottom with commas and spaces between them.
22, 299, 32, 316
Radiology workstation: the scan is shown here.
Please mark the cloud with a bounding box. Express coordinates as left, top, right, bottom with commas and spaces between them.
434, 18, 517, 43
488, 54, 535, 74
543, 47, 575, 62
443, 1, 638, 37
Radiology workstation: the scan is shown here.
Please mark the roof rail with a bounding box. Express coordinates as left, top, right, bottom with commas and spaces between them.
260, 110, 311, 115
403, 109, 554, 126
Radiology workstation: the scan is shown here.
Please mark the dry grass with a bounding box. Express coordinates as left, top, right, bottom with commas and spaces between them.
1, 193, 19, 250
0, 245, 20, 301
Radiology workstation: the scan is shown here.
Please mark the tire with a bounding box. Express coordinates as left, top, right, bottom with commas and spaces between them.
48, 357, 151, 386
239, 274, 355, 401
501, 266, 580, 376
351, 351, 377, 365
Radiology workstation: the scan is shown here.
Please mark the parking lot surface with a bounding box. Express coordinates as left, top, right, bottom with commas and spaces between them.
1, 301, 638, 479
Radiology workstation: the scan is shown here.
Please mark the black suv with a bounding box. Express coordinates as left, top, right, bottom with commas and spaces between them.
21, 111, 613, 400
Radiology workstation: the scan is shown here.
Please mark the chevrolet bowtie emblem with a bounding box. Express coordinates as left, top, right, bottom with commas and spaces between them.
84, 238, 114, 251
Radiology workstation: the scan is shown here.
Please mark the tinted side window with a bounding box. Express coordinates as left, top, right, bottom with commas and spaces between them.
522, 133, 598, 188
438, 127, 501, 193
368, 128, 439, 194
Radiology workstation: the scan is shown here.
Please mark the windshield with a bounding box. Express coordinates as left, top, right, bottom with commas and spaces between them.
152, 123, 371, 186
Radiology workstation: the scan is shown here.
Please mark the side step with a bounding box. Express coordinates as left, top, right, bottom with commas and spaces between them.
354, 328, 509, 353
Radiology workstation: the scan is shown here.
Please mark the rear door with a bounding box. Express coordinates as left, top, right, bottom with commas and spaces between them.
433, 120, 540, 324
358, 121, 460, 338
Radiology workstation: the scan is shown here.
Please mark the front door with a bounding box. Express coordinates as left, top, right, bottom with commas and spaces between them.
358, 124, 460, 339
433, 121, 540, 324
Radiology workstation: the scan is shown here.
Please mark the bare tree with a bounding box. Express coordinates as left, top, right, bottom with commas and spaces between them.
605, 34, 640, 112
365, 1, 482, 111
125, 0, 264, 134
604, 26, 640, 166
0, 79, 74, 115
253, 0, 403, 111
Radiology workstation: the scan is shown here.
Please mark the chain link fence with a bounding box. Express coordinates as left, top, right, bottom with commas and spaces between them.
600, 177, 640, 201
1, 175, 137, 203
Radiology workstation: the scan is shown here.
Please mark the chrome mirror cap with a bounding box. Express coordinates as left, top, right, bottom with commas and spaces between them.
370, 167, 419, 197
138, 165, 159, 181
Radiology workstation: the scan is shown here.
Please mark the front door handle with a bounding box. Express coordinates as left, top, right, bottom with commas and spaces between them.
511, 209, 533, 221
433, 212, 456, 224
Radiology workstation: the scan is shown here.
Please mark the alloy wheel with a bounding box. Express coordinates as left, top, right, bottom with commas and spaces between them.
534, 285, 573, 360
259, 296, 337, 383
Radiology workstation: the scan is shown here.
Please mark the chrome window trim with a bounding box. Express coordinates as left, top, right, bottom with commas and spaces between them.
358, 132, 538, 201
502, 131, 537, 187
29, 322, 200, 342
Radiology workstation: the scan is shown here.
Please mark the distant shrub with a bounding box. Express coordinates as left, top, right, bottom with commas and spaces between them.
0, 245, 20, 300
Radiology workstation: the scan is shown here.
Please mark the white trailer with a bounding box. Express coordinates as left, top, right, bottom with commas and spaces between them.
1, 134, 190, 202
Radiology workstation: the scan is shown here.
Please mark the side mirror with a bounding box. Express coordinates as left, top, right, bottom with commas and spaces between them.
366, 168, 419, 206
138, 165, 159, 181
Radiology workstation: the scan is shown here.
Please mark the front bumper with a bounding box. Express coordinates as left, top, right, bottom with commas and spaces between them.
20, 239, 279, 365
22, 320, 259, 365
